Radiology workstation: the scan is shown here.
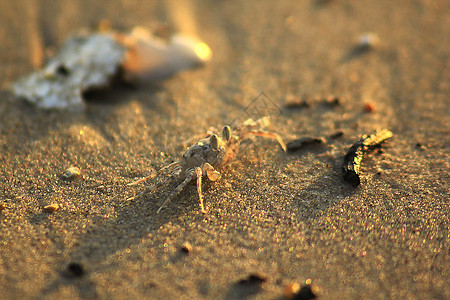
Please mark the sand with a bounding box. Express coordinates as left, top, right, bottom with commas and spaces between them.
0, 0, 448, 299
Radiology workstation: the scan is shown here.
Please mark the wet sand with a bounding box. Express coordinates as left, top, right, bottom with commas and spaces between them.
0, 0, 449, 299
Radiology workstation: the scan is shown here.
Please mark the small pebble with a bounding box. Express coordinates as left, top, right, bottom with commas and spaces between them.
363, 103, 375, 112
181, 242, 193, 253
284, 282, 317, 300
414, 142, 425, 150
357, 32, 380, 50
284, 282, 301, 299
324, 95, 340, 106
43, 204, 59, 213
61, 167, 81, 180
55, 65, 70, 76
67, 262, 85, 277
0, 203, 6, 211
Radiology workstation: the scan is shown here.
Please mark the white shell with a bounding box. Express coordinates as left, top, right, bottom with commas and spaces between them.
13, 34, 125, 110
118, 27, 212, 83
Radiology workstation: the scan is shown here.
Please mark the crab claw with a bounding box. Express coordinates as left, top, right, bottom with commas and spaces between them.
204, 163, 221, 181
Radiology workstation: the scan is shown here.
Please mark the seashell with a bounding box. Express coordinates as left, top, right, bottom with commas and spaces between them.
117, 27, 212, 83
13, 34, 125, 110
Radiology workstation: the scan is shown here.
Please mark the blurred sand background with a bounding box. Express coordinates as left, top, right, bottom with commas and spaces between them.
0, 0, 448, 299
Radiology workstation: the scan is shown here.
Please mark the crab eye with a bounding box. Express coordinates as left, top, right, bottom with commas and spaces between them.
210, 134, 219, 151
222, 126, 231, 142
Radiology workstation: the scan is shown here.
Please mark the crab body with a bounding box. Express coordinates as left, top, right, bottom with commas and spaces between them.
128, 118, 285, 213
178, 127, 239, 176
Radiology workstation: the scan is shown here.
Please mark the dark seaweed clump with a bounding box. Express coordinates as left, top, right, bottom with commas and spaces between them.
342, 129, 393, 186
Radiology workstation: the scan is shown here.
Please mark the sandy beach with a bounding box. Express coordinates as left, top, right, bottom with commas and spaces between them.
0, 0, 448, 299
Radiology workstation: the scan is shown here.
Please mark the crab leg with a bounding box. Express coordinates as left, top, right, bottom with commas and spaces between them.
240, 130, 287, 152
126, 174, 177, 201
195, 167, 207, 213
127, 161, 179, 186
156, 169, 195, 213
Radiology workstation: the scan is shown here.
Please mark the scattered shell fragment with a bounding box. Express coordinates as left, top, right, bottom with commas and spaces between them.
43, 204, 59, 213
61, 167, 81, 180
284, 95, 341, 110
12, 27, 212, 110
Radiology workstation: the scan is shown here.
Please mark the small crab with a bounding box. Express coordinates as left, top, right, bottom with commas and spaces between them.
128, 117, 286, 213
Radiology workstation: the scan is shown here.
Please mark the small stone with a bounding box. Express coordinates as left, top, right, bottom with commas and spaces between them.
0, 203, 6, 211
61, 167, 81, 180
284, 282, 317, 300
67, 262, 85, 277
414, 142, 425, 150
181, 242, 193, 253
324, 95, 341, 106
358, 32, 380, 50
43, 204, 59, 213
284, 282, 301, 299
363, 102, 375, 112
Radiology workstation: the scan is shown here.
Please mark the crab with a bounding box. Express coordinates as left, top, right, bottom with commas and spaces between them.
127, 117, 286, 213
